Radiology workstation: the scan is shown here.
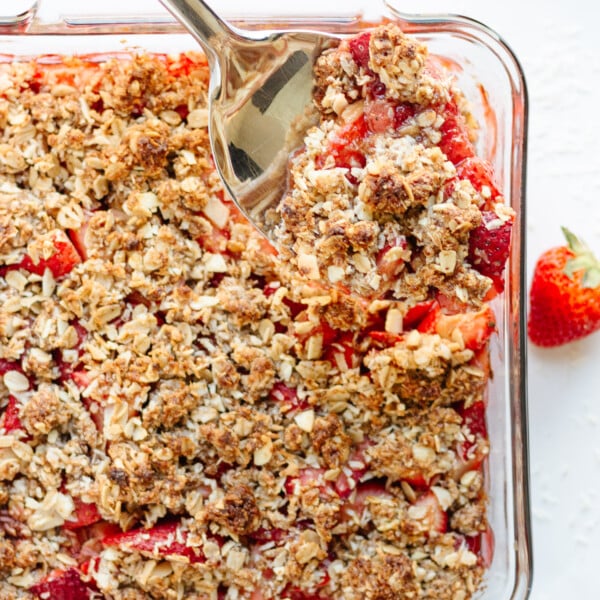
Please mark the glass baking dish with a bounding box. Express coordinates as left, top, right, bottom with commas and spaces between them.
0, 1, 531, 598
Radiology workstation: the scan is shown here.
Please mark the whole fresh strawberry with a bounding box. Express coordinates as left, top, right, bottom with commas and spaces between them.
528, 228, 600, 347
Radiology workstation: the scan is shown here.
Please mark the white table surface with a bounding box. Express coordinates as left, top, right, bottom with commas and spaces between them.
6, 1, 600, 599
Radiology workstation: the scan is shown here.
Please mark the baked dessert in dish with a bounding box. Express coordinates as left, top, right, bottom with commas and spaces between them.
0, 23, 511, 600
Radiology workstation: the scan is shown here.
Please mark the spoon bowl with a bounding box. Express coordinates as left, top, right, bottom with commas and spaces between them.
160, 0, 339, 242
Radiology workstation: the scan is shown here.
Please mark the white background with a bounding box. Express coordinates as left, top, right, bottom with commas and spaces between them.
5, 1, 600, 599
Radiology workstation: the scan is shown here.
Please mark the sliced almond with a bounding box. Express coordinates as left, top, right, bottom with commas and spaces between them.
294, 409, 315, 433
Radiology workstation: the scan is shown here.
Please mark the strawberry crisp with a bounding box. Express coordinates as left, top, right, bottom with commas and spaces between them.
0, 23, 510, 600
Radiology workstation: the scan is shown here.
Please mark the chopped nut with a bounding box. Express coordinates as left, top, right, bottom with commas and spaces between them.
187, 108, 209, 128
327, 265, 346, 283
438, 249, 457, 274
253, 440, 273, 466
294, 530, 323, 564
294, 409, 315, 432
297, 252, 321, 280
385, 308, 403, 334
204, 252, 228, 273
431, 485, 453, 510
305, 333, 323, 360
3, 370, 29, 393
203, 195, 230, 228
412, 443, 436, 465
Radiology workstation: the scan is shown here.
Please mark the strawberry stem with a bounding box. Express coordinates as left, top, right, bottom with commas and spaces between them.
561, 227, 600, 288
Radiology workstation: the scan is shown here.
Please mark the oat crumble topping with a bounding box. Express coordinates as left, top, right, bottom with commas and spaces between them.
0, 24, 510, 600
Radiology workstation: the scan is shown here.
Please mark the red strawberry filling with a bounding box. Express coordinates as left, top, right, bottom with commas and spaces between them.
403, 300, 437, 330
393, 102, 417, 128
56, 321, 89, 382
198, 224, 231, 254
456, 400, 489, 473
340, 479, 391, 522
1, 230, 83, 279
269, 382, 310, 412
67, 218, 92, 262
410, 490, 448, 534
468, 211, 513, 294
455, 156, 502, 207
322, 330, 357, 370
468, 527, 495, 568
285, 447, 368, 502
102, 520, 205, 564
0, 395, 25, 433
364, 98, 396, 133
315, 114, 368, 177
418, 301, 496, 351
376, 235, 409, 280
367, 329, 404, 347
29, 567, 98, 600
281, 585, 329, 600
438, 100, 475, 165
63, 497, 103, 531
349, 32, 372, 69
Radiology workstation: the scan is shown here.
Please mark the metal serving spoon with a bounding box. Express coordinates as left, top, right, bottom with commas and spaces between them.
159, 0, 337, 242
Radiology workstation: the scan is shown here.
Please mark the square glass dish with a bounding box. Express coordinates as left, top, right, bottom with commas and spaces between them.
0, 1, 531, 599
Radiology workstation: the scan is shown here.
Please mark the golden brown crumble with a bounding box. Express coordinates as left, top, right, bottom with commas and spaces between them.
342, 551, 420, 600
204, 484, 262, 537
0, 23, 502, 600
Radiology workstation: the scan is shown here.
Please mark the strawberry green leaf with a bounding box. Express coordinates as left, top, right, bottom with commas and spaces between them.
561, 227, 600, 289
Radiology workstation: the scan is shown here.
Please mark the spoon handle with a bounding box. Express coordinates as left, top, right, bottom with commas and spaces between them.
159, 0, 236, 67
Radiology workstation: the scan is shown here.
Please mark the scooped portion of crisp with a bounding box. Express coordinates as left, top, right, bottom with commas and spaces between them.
276, 24, 513, 305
